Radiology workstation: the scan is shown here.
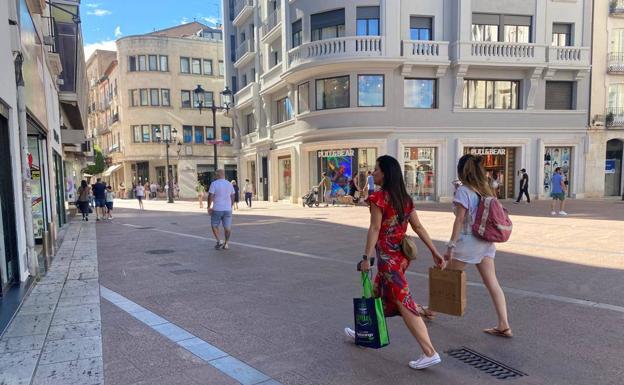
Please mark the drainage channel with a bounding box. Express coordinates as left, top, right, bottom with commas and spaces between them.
446, 347, 527, 380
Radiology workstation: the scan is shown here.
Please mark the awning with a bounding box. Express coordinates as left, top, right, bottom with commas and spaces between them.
102, 164, 122, 177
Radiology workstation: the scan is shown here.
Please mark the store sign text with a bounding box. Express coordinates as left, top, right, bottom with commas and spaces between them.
318, 149, 354, 158
469, 148, 506, 156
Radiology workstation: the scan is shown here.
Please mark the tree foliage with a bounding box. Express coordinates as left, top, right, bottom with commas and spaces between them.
84, 144, 106, 175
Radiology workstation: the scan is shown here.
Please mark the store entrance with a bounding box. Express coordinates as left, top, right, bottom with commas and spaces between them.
261, 157, 269, 201
465, 147, 516, 199
0, 114, 19, 292
605, 139, 623, 196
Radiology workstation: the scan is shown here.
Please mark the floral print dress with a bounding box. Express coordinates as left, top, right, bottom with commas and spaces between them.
368, 191, 423, 318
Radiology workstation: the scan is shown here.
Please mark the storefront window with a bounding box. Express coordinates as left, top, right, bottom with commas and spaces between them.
28, 136, 47, 242
278, 156, 292, 199
543, 147, 572, 196
357, 148, 377, 189
403, 147, 436, 201
316, 76, 349, 110
317, 149, 354, 198
466, 147, 516, 199
358, 75, 384, 107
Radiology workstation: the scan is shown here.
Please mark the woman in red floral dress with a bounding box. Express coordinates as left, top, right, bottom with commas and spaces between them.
345, 155, 445, 370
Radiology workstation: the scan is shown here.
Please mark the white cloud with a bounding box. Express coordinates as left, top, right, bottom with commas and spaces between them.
84, 40, 117, 60
180, 17, 189, 25
87, 9, 111, 16
85, 3, 101, 8
114, 26, 122, 37
202, 16, 220, 26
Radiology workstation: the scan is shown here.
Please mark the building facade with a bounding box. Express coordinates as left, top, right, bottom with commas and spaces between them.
0, 0, 87, 333
88, 22, 236, 199
223, 0, 592, 203
587, 0, 624, 198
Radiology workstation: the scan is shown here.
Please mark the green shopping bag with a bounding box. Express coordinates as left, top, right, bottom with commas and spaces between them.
353, 272, 389, 349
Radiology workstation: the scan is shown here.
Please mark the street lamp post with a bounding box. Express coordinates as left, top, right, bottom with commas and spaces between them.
155, 126, 179, 203
193, 85, 233, 178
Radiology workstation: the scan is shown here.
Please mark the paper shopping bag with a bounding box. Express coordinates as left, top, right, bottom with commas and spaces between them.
353, 272, 389, 349
428, 266, 466, 316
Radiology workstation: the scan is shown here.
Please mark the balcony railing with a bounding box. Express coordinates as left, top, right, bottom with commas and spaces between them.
260, 62, 282, 89
233, 0, 253, 22
610, 0, 624, 15
402, 40, 449, 61
235, 40, 255, 64
606, 107, 624, 127
261, 8, 281, 39
608, 52, 624, 72
454, 41, 546, 65
547, 46, 590, 67
234, 82, 257, 107
288, 36, 383, 69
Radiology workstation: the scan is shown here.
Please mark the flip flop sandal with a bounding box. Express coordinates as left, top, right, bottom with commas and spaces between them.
483, 327, 513, 338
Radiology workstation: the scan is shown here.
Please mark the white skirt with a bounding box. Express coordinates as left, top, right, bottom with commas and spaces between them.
454, 232, 496, 264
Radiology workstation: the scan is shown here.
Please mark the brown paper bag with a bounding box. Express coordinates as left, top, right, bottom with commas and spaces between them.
428, 267, 466, 316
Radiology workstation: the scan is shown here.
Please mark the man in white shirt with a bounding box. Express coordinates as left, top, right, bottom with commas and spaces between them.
243, 179, 254, 208
208, 169, 236, 250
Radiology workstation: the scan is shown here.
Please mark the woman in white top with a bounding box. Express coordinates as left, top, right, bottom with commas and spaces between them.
135, 184, 145, 210
444, 154, 512, 338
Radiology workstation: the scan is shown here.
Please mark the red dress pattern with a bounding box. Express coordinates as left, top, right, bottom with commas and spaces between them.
368, 191, 422, 318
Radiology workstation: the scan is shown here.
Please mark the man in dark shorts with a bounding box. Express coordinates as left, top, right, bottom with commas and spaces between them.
92, 178, 107, 221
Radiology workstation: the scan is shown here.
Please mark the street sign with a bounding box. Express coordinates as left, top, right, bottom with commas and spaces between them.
207, 140, 225, 145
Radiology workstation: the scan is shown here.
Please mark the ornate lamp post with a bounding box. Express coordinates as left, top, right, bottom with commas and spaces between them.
154, 126, 180, 203
193, 85, 233, 175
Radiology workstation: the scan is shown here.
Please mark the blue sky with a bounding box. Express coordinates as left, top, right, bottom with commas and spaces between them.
81, 0, 223, 59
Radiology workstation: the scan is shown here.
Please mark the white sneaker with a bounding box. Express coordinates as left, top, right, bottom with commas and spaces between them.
409, 353, 441, 370
551, 211, 557, 216
344, 327, 355, 342
559, 211, 568, 216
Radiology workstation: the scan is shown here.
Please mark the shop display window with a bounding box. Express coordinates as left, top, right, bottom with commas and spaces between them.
403, 147, 436, 201
543, 147, 571, 196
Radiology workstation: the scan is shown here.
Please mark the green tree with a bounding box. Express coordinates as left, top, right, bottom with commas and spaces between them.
84, 144, 106, 175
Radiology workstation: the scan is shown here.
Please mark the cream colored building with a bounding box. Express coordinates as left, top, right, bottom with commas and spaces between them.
87, 22, 235, 199
587, 0, 624, 198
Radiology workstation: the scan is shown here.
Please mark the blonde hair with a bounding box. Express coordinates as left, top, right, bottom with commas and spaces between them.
457, 154, 495, 197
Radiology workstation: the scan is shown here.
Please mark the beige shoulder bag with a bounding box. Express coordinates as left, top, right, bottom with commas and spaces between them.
401, 236, 418, 261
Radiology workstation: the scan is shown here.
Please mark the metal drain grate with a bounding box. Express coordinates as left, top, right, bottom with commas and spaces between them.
146, 249, 175, 255
447, 347, 527, 380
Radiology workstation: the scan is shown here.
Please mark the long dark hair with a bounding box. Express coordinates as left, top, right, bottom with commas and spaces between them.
457, 154, 494, 197
377, 155, 412, 221
80, 180, 88, 189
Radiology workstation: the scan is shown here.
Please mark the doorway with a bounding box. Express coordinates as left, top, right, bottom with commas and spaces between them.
0, 114, 19, 292
261, 156, 269, 201
605, 139, 623, 196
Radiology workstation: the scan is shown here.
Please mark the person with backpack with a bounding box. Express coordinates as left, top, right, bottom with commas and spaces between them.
444, 154, 512, 338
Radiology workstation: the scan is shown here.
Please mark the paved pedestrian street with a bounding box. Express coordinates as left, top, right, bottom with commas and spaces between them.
2, 198, 624, 385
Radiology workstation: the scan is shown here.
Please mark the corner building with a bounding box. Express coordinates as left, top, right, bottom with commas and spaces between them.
224, 0, 592, 203
89, 22, 235, 199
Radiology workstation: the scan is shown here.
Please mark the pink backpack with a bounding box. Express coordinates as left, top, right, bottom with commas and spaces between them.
472, 195, 512, 242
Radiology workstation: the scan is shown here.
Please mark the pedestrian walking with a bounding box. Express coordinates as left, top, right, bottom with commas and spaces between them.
119, 182, 126, 199
550, 167, 567, 216
514, 168, 530, 204
174, 183, 180, 198
366, 171, 375, 197
231, 180, 240, 210
135, 183, 145, 210
105, 185, 115, 220
92, 178, 107, 221
196, 182, 206, 209
208, 169, 235, 250
344, 155, 445, 370
444, 154, 512, 338
491, 170, 501, 198
77, 180, 91, 221
347, 177, 361, 204
318, 172, 332, 206
243, 179, 254, 208
89, 183, 95, 208
150, 181, 158, 200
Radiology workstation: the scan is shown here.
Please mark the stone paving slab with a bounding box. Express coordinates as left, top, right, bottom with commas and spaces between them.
0, 220, 103, 385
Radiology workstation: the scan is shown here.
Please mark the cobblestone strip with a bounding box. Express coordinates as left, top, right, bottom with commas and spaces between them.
0, 220, 103, 385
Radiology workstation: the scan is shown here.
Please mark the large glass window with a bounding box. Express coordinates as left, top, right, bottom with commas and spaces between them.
292, 19, 302, 48
311, 9, 345, 41
298, 82, 309, 113
151, 125, 160, 142
161, 89, 170, 106
195, 126, 204, 144
276, 97, 293, 123
404, 79, 436, 108
552, 24, 572, 47
356, 7, 380, 36
203, 59, 213, 75
358, 75, 384, 107
148, 55, 158, 71
472, 14, 532, 43
132, 126, 141, 142
218, 60, 225, 76
150, 89, 159, 106
129, 56, 137, 71
245, 113, 256, 134
206, 126, 215, 140
141, 125, 150, 142
192, 58, 201, 74
404, 147, 436, 201
278, 156, 292, 199
138, 55, 147, 71
472, 24, 499, 41
221, 127, 231, 143
316, 76, 349, 110
181, 90, 191, 108
160, 55, 168, 71
140, 89, 149, 106
410, 17, 432, 40
180, 57, 190, 73
504, 25, 530, 43
463, 80, 519, 109
130, 89, 139, 106
183, 125, 193, 143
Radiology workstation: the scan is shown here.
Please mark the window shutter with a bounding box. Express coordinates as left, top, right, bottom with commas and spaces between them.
357, 6, 379, 19
311, 9, 345, 30
410, 16, 432, 29
545, 82, 574, 110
